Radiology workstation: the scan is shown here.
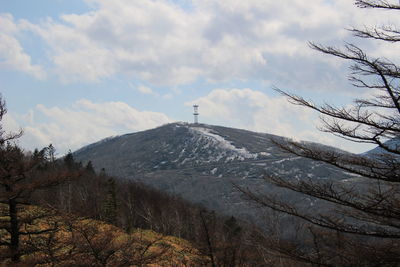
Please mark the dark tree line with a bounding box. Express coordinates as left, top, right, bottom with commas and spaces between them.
31, 153, 274, 266
238, 0, 400, 265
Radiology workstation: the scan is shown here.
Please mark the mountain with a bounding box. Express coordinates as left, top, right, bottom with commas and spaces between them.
73, 122, 352, 229
363, 136, 400, 156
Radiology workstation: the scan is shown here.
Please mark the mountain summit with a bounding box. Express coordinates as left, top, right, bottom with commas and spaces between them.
75, 122, 341, 179
73, 122, 351, 227
75, 122, 282, 177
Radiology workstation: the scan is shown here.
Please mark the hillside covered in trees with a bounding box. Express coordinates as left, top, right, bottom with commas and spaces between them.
0, 97, 284, 266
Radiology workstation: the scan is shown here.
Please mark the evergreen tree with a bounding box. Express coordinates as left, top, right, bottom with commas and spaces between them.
64, 150, 75, 169
85, 160, 95, 174
103, 177, 117, 224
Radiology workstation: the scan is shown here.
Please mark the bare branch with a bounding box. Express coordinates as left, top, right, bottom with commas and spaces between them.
356, 0, 400, 10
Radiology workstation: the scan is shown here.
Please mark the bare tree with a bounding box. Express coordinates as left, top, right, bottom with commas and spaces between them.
239, 1, 400, 265
0, 96, 80, 262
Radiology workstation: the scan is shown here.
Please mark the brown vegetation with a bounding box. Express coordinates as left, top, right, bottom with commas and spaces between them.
0, 204, 205, 266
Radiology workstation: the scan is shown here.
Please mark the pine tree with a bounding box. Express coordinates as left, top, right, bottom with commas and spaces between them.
85, 161, 95, 174
103, 177, 117, 224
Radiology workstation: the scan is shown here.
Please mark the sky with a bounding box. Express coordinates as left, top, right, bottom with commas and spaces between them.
1, 0, 398, 155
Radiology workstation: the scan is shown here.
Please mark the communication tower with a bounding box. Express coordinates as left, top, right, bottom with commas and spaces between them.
193, 105, 199, 124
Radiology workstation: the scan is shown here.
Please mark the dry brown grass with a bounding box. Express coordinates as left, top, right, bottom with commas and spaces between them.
0, 204, 204, 266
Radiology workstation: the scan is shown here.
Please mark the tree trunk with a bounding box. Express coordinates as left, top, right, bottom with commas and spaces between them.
9, 198, 20, 262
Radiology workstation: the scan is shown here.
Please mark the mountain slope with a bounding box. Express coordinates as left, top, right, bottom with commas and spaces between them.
363, 136, 400, 156
75, 122, 343, 179
74, 123, 351, 227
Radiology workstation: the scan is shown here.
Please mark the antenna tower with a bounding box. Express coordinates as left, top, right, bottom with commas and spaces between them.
193, 105, 199, 124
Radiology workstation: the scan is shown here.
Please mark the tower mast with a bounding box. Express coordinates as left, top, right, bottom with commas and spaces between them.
193, 105, 199, 124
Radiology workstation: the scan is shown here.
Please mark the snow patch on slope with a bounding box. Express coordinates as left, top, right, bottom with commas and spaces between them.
189, 127, 259, 160
272, 156, 302, 164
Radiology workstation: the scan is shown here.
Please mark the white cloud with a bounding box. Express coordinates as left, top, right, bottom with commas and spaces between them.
11, 100, 172, 153
136, 85, 159, 97
13, 0, 392, 90
2, 112, 22, 135
0, 14, 46, 79
162, 93, 173, 99
186, 88, 314, 135
137, 85, 153, 95
2, 0, 398, 90
186, 88, 373, 153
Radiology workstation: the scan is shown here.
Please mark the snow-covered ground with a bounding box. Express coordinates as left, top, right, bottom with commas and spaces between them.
189, 126, 259, 160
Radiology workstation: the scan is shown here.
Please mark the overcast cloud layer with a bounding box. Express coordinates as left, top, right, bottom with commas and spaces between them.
1, 0, 396, 153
